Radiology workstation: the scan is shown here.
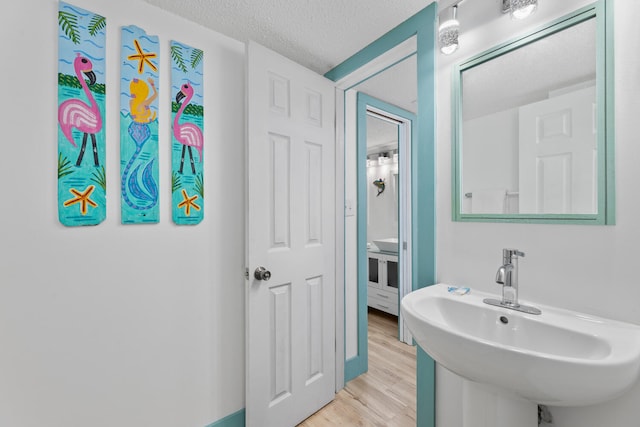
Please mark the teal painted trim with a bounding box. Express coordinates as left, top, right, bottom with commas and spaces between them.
344, 92, 371, 384
413, 4, 437, 427
348, 93, 418, 382
345, 354, 366, 383
358, 93, 417, 343
451, 63, 463, 226
413, 2, 438, 289
342, 52, 417, 92
603, 0, 615, 224
205, 409, 245, 427
458, 5, 597, 70
452, 1, 614, 225
330, 4, 438, 426
417, 347, 436, 427
324, 6, 432, 82
456, 213, 604, 225
594, 0, 607, 222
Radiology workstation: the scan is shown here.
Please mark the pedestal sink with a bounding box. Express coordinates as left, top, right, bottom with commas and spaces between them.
401, 284, 640, 426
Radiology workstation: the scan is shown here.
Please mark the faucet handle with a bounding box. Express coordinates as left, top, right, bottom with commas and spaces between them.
503, 248, 525, 259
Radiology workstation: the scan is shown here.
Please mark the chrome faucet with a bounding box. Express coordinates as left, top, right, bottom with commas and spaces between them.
484, 248, 541, 315
496, 248, 524, 305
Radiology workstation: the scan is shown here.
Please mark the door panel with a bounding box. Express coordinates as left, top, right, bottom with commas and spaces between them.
519, 86, 596, 214
246, 41, 336, 427
269, 133, 291, 248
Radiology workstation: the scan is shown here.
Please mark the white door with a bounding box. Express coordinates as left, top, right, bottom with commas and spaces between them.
519, 86, 596, 214
246, 41, 336, 427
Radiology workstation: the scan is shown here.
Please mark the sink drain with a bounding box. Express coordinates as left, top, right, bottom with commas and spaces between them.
499, 316, 509, 324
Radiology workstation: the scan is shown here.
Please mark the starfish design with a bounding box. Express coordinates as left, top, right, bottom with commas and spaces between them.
177, 189, 201, 216
127, 39, 158, 74
63, 185, 98, 215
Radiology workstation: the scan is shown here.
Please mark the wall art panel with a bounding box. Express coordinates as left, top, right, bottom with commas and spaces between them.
170, 40, 204, 225
57, 2, 106, 226
120, 25, 160, 224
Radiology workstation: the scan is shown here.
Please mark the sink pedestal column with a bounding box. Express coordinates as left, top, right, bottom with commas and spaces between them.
462, 380, 537, 427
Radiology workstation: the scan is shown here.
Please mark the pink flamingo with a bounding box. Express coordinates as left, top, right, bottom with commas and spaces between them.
173, 82, 203, 174
58, 54, 103, 167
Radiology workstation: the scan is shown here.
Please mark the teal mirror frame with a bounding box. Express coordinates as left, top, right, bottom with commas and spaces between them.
452, 0, 614, 224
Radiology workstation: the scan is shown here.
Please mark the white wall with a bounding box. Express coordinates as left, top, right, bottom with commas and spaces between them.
367, 163, 399, 242
0, 1, 245, 426
436, 0, 640, 426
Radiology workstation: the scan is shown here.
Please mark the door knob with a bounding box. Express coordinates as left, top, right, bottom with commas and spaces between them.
254, 266, 271, 281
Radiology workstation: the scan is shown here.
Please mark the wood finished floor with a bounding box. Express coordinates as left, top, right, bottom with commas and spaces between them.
299, 308, 417, 427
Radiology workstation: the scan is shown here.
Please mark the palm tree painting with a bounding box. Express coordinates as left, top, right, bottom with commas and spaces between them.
57, 2, 106, 226
171, 40, 204, 225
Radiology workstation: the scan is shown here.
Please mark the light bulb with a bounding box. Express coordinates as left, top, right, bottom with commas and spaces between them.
510, 0, 538, 20
439, 6, 460, 55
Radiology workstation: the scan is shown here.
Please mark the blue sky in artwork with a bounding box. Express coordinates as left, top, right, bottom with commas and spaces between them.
171, 41, 204, 106
120, 25, 160, 116
58, 2, 106, 80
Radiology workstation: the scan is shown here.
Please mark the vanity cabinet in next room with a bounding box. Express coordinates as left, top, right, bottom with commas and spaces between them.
367, 251, 398, 315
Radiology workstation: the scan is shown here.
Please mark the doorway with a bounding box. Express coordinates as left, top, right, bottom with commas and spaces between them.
365, 110, 402, 325
363, 99, 415, 346
326, 4, 437, 426
344, 52, 417, 382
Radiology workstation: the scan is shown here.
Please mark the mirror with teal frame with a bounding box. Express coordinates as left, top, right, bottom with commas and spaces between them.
452, 1, 614, 224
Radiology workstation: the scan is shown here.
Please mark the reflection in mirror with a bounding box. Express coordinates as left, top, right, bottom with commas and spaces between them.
462, 18, 595, 215
453, 3, 614, 224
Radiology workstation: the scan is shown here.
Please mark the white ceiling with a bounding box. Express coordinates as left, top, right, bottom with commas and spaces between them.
143, 0, 433, 74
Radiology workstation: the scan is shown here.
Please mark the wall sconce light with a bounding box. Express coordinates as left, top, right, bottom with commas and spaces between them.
502, 0, 538, 20
378, 152, 389, 165
439, 5, 460, 55
366, 155, 374, 168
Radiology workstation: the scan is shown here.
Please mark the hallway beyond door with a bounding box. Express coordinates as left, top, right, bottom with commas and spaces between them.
299, 309, 416, 426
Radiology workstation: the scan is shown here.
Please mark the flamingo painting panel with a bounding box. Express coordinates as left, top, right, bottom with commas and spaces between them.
57, 2, 106, 226
170, 40, 204, 225
120, 25, 160, 224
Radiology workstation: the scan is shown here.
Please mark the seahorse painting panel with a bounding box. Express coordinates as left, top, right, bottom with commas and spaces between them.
171, 40, 204, 225
120, 25, 160, 224
57, 2, 106, 226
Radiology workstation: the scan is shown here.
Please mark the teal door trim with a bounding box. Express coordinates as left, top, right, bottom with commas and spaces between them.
325, 4, 437, 427
205, 409, 245, 427
347, 93, 417, 383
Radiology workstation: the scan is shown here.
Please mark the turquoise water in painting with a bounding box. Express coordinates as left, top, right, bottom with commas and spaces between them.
120, 25, 160, 224
171, 40, 204, 225
58, 2, 106, 226
120, 112, 160, 224
171, 112, 204, 225
57, 86, 106, 226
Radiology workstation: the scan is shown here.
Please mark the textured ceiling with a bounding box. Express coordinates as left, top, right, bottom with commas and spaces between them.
143, 0, 432, 74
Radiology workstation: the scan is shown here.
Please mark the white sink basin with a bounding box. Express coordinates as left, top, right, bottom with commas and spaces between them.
372, 237, 398, 253
401, 284, 640, 406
